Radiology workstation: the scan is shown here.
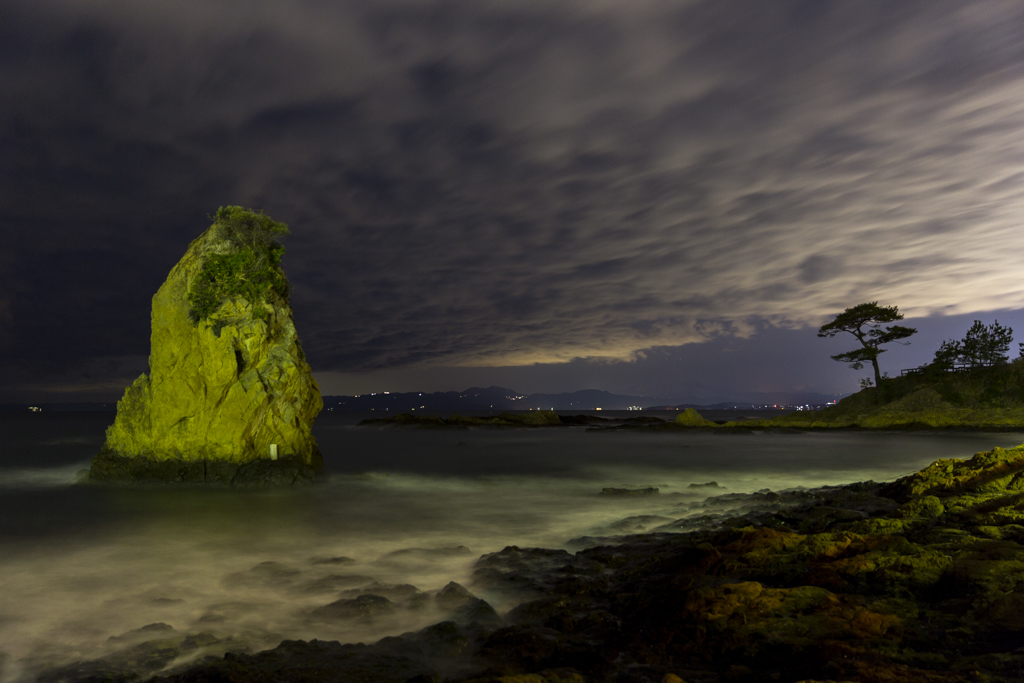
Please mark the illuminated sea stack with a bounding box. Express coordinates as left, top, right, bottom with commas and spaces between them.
89, 207, 323, 486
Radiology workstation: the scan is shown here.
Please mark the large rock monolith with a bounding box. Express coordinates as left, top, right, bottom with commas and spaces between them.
89, 207, 323, 486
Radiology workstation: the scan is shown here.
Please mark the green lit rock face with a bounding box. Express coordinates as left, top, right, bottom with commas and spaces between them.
91, 208, 322, 485
675, 408, 717, 427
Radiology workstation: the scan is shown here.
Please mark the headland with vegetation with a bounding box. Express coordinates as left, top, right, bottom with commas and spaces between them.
738, 302, 1024, 430
737, 360, 1024, 429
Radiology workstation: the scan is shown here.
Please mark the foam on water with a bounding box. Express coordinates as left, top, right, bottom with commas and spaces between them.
0, 463, 87, 490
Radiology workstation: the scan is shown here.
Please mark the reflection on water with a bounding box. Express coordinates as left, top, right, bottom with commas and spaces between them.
1, 410, 1022, 682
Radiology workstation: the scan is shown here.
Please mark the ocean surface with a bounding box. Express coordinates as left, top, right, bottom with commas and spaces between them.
1, 410, 1022, 682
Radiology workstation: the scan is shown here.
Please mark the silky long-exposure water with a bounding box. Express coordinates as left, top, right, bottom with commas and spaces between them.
2, 410, 1022, 682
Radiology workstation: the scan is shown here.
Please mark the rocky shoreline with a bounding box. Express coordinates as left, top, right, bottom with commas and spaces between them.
357, 411, 736, 431
31, 444, 1024, 682
86, 449, 321, 488
357, 409, 1024, 433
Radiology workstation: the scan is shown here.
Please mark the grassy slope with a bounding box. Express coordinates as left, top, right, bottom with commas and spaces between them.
739, 359, 1024, 429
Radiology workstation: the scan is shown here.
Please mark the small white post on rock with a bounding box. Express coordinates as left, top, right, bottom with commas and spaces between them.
269, 443, 278, 460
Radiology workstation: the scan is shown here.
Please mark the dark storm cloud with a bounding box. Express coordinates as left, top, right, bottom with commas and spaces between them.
4, 0, 1024, 399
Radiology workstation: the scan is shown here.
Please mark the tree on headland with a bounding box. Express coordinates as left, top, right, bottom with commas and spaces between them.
933, 320, 1013, 369
818, 302, 917, 387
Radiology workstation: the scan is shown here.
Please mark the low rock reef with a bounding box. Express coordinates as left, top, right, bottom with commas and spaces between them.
360, 410, 563, 428
41, 444, 1024, 682
358, 409, 723, 431
362, 363, 1024, 432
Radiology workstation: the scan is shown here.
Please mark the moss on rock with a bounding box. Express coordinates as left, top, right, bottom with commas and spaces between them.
675, 408, 718, 427
90, 208, 322, 484
880, 445, 1024, 502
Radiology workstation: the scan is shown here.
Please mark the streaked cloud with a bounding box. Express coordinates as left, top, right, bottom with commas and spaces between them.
4, 0, 1024, 397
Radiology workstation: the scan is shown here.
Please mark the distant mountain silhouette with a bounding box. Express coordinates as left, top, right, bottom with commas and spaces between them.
322, 386, 661, 411
0, 388, 846, 412
320, 386, 845, 412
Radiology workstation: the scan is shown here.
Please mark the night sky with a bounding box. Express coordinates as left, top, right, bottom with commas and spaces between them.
5, 1, 1024, 404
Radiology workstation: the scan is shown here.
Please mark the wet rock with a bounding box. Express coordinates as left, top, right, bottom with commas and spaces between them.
311, 594, 395, 622
386, 546, 474, 559
478, 626, 567, 670
156, 638, 431, 683
405, 592, 433, 611
436, 581, 477, 610
225, 560, 302, 588
453, 599, 502, 628
180, 633, 220, 650
107, 622, 177, 644
881, 445, 1024, 502
434, 582, 502, 627
339, 581, 423, 602
196, 612, 226, 623
309, 555, 357, 565
152, 620, 503, 683
152, 597, 186, 605
471, 547, 599, 600
298, 573, 377, 594
601, 515, 673, 534
37, 626, 224, 683
894, 494, 945, 518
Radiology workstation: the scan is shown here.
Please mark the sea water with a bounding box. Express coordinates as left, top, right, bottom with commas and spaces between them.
1, 410, 1021, 682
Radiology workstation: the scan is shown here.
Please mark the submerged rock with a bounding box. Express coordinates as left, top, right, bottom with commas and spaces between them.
89, 207, 322, 485
600, 487, 659, 495
311, 594, 396, 622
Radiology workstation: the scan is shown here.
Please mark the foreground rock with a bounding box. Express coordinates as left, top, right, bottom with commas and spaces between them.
89, 207, 323, 486
53, 444, 1008, 682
